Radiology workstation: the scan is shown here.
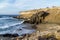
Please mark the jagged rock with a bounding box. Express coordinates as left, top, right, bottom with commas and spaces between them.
17, 24, 60, 40
12, 7, 60, 40
8, 24, 60, 40
29, 11, 49, 24
16, 7, 60, 24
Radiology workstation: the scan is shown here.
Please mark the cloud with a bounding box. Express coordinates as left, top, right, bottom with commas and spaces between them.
0, 0, 60, 15
0, 0, 60, 9
0, 0, 15, 9
0, 3, 9, 9
0, 0, 34, 15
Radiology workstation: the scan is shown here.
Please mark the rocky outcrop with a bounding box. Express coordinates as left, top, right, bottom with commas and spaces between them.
29, 11, 49, 24
17, 10, 38, 19
17, 7, 60, 24
12, 7, 60, 40
44, 8, 60, 24
11, 24, 60, 40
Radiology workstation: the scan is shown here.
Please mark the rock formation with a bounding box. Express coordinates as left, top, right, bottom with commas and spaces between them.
17, 7, 60, 24
12, 24, 60, 40
12, 7, 60, 40
29, 11, 49, 24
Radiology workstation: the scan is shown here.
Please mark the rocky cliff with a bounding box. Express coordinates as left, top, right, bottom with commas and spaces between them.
17, 7, 60, 24
14, 7, 60, 40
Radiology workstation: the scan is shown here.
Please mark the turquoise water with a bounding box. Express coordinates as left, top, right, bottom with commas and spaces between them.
0, 15, 35, 36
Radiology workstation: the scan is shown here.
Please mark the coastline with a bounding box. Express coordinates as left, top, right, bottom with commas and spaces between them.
12, 7, 60, 40
0, 22, 36, 40
1, 7, 60, 40
11, 23, 60, 40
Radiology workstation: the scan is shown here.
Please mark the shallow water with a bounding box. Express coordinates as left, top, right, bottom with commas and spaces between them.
0, 15, 35, 36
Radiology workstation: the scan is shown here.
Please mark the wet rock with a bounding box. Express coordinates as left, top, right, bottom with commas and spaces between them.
1, 34, 19, 37
17, 29, 22, 31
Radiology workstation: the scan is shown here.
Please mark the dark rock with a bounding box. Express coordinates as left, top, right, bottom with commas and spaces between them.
29, 11, 49, 24
0, 34, 19, 37
47, 35, 57, 40
38, 35, 57, 40
38, 36, 47, 40
57, 30, 60, 32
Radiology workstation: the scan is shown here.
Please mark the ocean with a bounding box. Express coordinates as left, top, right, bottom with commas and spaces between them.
0, 15, 35, 36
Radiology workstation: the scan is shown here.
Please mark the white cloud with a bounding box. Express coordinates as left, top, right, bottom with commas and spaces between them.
12, 0, 33, 8
0, 3, 9, 9
0, 0, 10, 9
0, 0, 60, 15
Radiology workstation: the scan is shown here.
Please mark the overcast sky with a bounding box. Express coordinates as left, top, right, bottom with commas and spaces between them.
0, 0, 60, 15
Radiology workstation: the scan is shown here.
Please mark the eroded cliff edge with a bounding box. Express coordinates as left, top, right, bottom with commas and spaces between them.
16, 7, 60, 24
13, 7, 60, 40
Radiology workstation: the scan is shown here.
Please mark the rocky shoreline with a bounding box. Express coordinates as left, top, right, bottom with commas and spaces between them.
1, 7, 60, 40
0, 23, 36, 40
12, 7, 60, 40
10, 23, 60, 40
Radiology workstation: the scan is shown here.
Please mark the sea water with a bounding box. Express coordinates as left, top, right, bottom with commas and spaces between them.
0, 15, 35, 36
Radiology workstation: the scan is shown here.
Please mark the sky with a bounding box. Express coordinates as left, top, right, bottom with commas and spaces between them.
0, 0, 60, 15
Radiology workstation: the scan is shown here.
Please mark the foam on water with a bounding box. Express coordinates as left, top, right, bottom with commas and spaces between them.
0, 17, 24, 29
0, 16, 35, 35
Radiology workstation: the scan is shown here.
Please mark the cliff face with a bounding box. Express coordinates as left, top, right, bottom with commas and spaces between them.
17, 8, 48, 19
44, 8, 60, 24
17, 10, 38, 20
17, 7, 60, 24
12, 7, 60, 40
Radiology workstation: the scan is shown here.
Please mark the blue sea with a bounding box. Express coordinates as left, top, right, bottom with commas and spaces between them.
0, 15, 35, 36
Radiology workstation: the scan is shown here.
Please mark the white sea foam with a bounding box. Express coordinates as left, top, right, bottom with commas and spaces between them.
0, 17, 24, 29
0, 16, 35, 35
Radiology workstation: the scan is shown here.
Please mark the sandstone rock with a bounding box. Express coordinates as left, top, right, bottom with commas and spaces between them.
16, 7, 60, 24
13, 7, 60, 40
29, 11, 49, 24
17, 10, 38, 19
44, 8, 60, 24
